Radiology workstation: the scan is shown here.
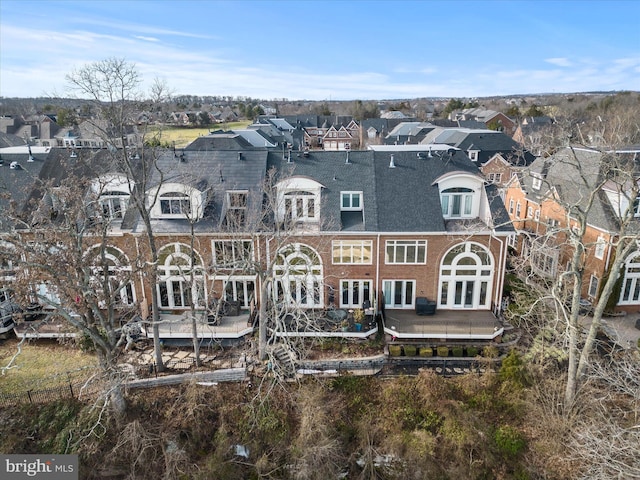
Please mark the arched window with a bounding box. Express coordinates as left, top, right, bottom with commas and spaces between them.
273, 243, 323, 308
86, 245, 135, 306
439, 242, 493, 309
157, 243, 204, 309
90, 174, 133, 221
619, 252, 640, 305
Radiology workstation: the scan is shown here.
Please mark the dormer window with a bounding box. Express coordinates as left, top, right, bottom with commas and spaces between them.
276, 177, 323, 226
100, 191, 128, 219
341, 192, 363, 211
441, 188, 473, 218
224, 191, 248, 227
468, 150, 479, 162
160, 192, 191, 216
532, 174, 542, 190
149, 182, 206, 220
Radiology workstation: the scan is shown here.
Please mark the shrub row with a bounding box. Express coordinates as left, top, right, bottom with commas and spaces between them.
389, 345, 496, 358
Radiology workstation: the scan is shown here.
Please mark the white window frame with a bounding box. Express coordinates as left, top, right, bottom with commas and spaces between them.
534, 210, 540, 221
619, 252, 640, 305
508, 199, 514, 215
515, 201, 521, 218
527, 206, 533, 218
532, 175, 542, 190
382, 279, 416, 309
332, 240, 372, 264
339, 279, 373, 309
212, 240, 253, 268
438, 242, 493, 310
441, 188, 474, 218
594, 235, 606, 260
341, 191, 363, 211
385, 240, 427, 264
216, 276, 256, 309
99, 191, 129, 220
160, 191, 191, 217
157, 243, 205, 309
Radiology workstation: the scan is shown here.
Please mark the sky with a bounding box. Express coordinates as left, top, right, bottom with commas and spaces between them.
1, 0, 639, 101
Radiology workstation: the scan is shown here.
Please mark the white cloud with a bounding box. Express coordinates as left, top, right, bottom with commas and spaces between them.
545, 58, 573, 67
134, 35, 160, 42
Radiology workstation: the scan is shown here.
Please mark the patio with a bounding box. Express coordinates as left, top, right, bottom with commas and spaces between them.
271, 307, 379, 339
144, 312, 254, 340
383, 309, 503, 341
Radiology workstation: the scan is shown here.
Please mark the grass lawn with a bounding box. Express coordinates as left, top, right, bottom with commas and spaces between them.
0, 337, 98, 394
150, 121, 252, 148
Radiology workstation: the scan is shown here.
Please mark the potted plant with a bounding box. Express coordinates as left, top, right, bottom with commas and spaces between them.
341, 319, 349, 332
353, 308, 365, 331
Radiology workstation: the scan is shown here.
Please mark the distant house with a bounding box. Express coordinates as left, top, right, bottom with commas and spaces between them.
504, 146, 640, 312
450, 108, 516, 136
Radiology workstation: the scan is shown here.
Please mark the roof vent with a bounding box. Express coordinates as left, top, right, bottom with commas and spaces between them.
345, 150, 350, 164
287, 150, 292, 163
10, 161, 21, 170
417, 152, 426, 159
70, 150, 77, 158
389, 154, 396, 169
238, 152, 243, 161
428, 146, 433, 158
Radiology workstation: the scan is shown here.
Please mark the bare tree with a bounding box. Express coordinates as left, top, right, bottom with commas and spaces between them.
508, 135, 640, 407
0, 154, 142, 416
66, 58, 174, 372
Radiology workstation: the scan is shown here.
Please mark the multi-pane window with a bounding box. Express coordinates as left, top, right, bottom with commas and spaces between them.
224, 191, 248, 226
385, 240, 427, 264
531, 249, 559, 277
341, 192, 363, 210
515, 202, 521, 218
332, 240, 372, 264
212, 240, 253, 268
157, 243, 204, 309
160, 192, 191, 216
488, 173, 502, 183
532, 175, 542, 190
508, 199, 514, 214
383, 280, 415, 309
99, 191, 128, 219
594, 235, 606, 260
619, 253, 640, 305
340, 279, 373, 308
441, 188, 473, 218
284, 191, 317, 222
223, 278, 255, 308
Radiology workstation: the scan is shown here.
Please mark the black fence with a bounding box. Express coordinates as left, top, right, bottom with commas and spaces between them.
0, 379, 103, 408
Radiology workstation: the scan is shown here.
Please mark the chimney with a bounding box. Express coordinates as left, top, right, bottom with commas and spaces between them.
389, 154, 396, 168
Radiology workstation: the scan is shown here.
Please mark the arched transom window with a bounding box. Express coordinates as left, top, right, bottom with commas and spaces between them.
619, 252, 640, 305
86, 245, 135, 306
273, 243, 323, 308
439, 242, 493, 309
157, 243, 204, 309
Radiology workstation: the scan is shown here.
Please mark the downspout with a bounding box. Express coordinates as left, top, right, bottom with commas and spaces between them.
376, 233, 381, 313
492, 232, 506, 316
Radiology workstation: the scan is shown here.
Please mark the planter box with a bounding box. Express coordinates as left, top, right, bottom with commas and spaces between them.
403, 345, 417, 356
419, 347, 433, 357
389, 345, 402, 357
437, 346, 449, 357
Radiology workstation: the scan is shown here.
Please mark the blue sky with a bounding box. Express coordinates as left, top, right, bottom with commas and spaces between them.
1, 0, 639, 100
